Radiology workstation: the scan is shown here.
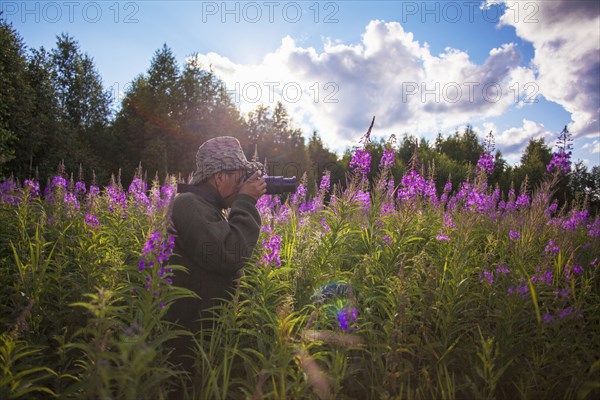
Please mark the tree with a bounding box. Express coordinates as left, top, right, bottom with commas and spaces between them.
113, 44, 183, 179
397, 133, 418, 166
113, 47, 249, 182
178, 58, 246, 175
489, 149, 507, 189
307, 131, 343, 189
245, 102, 310, 180
0, 18, 29, 177
436, 125, 483, 166
568, 161, 600, 213
513, 138, 553, 193
19, 47, 62, 179
48, 34, 111, 180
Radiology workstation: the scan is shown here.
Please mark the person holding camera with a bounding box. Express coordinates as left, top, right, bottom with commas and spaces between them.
166, 136, 266, 375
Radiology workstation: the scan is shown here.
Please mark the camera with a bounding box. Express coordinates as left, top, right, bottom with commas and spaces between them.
264, 176, 297, 194
176, 170, 297, 198
245, 170, 297, 194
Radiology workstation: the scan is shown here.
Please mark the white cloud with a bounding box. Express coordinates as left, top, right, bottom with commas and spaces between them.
190, 20, 537, 153
490, 119, 553, 164
190, 2, 598, 166
489, 0, 600, 139
582, 140, 600, 155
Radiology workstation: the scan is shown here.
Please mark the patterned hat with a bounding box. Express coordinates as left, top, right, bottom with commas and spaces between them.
189, 136, 263, 184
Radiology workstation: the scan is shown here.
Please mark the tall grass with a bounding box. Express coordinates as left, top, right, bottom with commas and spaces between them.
0, 147, 598, 399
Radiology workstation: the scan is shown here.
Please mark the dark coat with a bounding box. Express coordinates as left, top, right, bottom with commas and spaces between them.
166, 182, 261, 333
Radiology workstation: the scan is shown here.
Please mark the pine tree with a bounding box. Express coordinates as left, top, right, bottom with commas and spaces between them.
49, 33, 111, 179
0, 18, 29, 177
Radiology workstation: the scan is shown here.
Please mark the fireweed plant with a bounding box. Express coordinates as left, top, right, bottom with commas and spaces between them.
1, 127, 599, 399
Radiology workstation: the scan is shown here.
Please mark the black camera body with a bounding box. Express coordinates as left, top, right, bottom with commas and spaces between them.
177, 172, 297, 198
245, 170, 296, 194
264, 176, 297, 194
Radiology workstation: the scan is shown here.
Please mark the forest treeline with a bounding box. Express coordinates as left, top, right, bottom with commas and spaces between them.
1, 19, 598, 210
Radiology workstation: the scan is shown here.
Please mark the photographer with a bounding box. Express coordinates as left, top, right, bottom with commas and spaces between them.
166, 136, 266, 374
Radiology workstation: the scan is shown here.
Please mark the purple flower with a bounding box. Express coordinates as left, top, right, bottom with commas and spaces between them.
545, 202, 559, 217
256, 194, 275, 217
64, 192, 80, 210
447, 181, 496, 214
547, 152, 571, 174
531, 267, 553, 286
143, 231, 162, 255
558, 307, 574, 319
291, 183, 307, 207
386, 178, 395, 195
476, 131, 496, 174
436, 231, 450, 242
261, 235, 282, 267
24, 179, 40, 198
509, 230, 521, 241
354, 190, 371, 211
380, 203, 395, 216
495, 265, 510, 275
150, 183, 176, 211
542, 312, 555, 323
544, 240, 560, 255
0, 180, 17, 204
553, 288, 570, 300
261, 224, 273, 233
275, 204, 291, 223
106, 185, 127, 212
349, 149, 371, 177
476, 152, 495, 175
397, 170, 438, 205
480, 270, 494, 285
547, 126, 572, 174
587, 217, 600, 237
515, 193, 531, 209
337, 306, 358, 331
320, 217, 331, 234
85, 213, 100, 229
443, 180, 453, 194
139, 231, 175, 283
379, 148, 395, 169
562, 209, 589, 231
128, 178, 150, 207
508, 284, 529, 298
50, 176, 68, 190
75, 181, 87, 195
382, 234, 392, 246
319, 171, 331, 193
443, 214, 456, 229
88, 185, 100, 198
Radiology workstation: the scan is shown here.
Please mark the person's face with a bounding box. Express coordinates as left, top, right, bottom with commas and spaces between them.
214, 169, 245, 206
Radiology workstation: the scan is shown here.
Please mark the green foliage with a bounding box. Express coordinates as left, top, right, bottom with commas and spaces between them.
1, 158, 599, 399
1, 21, 597, 212
0, 22, 111, 182
1, 22, 599, 399
0, 19, 29, 178
0, 174, 193, 399
0, 330, 57, 399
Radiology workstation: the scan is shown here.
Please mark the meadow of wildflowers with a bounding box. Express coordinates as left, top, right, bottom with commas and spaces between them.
1, 133, 599, 399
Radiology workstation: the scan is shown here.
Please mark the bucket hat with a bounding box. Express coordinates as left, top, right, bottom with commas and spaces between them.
189, 136, 263, 184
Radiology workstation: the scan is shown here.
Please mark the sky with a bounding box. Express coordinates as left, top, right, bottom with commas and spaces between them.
3, 0, 599, 167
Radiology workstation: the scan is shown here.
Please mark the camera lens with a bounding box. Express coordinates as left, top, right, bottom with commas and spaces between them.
265, 176, 297, 194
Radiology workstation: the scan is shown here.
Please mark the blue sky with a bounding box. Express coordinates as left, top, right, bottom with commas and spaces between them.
3, 0, 599, 166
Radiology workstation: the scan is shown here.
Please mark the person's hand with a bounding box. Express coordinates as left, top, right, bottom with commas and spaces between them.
238, 171, 266, 200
